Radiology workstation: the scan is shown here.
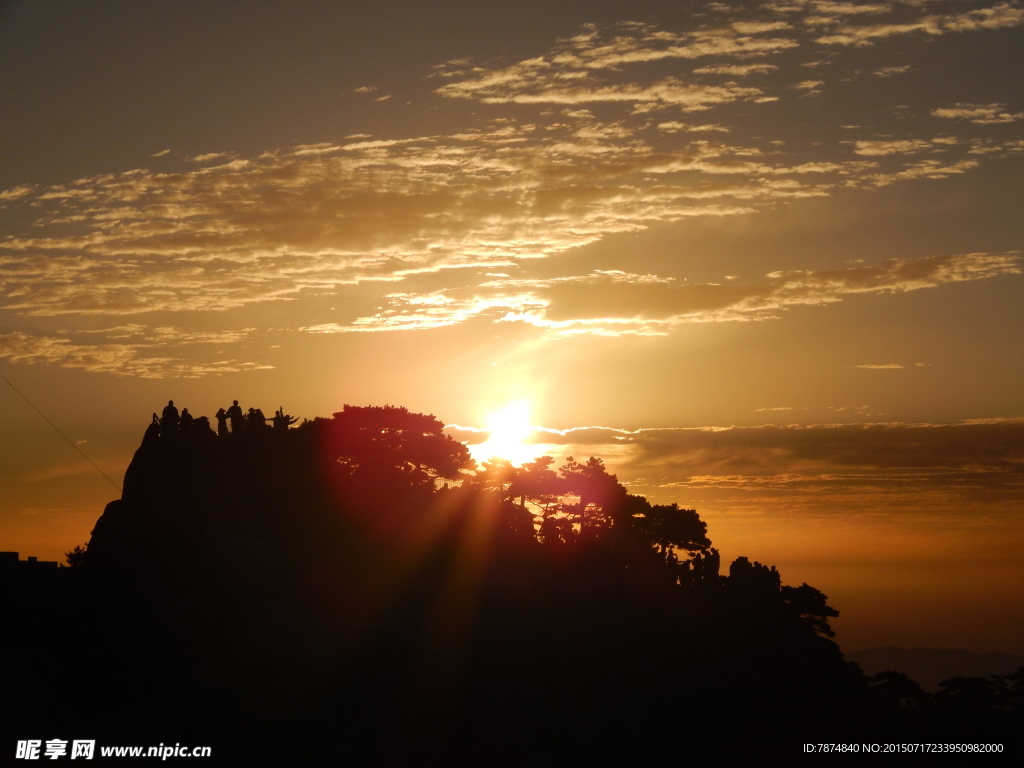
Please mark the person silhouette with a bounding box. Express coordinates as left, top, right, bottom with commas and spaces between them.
251, 407, 268, 428
193, 415, 214, 439
226, 400, 244, 433
180, 408, 194, 432
272, 407, 299, 431
246, 407, 265, 429
215, 407, 229, 437
161, 400, 180, 435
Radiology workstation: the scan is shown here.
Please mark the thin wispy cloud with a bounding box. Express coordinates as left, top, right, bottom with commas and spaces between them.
0, 331, 272, 378
315, 252, 1020, 336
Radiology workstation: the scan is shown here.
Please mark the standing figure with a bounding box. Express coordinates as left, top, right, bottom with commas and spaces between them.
215, 407, 229, 437
161, 400, 180, 435
272, 407, 299, 431
226, 400, 244, 433
179, 408, 194, 433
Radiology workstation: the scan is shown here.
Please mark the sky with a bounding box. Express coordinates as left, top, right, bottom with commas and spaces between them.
1, 0, 1022, 655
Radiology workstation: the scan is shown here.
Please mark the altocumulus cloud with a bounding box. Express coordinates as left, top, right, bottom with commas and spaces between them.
1, 1, 1022, 375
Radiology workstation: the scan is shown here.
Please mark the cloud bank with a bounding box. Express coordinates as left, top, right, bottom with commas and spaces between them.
446, 418, 1024, 519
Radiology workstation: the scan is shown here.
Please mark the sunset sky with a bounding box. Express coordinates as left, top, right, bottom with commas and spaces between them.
2, 0, 1022, 655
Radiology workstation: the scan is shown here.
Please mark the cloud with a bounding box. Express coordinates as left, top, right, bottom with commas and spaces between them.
629, 418, 1024, 500
317, 252, 1021, 336
733, 21, 794, 34
71, 325, 255, 345
656, 121, 731, 133
692, 63, 779, 76
932, 103, 1024, 124
190, 152, 232, 163
0, 7, 1021, 375
0, 330, 271, 378
941, 2, 1024, 32
446, 418, 1024, 517
810, 1, 1024, 45
440, 76, 767, 109
0, 185, 35, 201
872, 64, 911, 77
852, 139, 935, 156
853, 363, 904, 369
808, 3, 892, 17
815, 21, 938, 46
433, 22, 796, 107
1, 124, 918, 320
867, 157, 980, 185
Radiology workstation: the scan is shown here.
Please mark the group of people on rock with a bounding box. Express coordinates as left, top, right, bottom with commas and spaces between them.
212, 401, 299, 435
153, 400, 298, 439
154, 400, 212, 437
678, 547, 721, 587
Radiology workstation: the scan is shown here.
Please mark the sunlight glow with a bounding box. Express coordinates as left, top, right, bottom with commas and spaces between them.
473, 401, 546, 466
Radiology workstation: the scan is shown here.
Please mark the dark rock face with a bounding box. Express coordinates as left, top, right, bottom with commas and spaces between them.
91, 431, 303, 593
76, 417, 860, 759
25, 406, 1022, 761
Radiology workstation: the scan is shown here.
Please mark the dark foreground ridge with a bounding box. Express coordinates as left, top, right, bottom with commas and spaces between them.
4, 403, 1022, 764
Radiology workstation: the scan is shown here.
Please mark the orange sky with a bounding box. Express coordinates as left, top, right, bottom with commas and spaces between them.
1, 0, 1022, 655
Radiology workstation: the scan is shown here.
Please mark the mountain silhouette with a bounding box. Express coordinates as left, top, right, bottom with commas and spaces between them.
6, 403, 1021, 763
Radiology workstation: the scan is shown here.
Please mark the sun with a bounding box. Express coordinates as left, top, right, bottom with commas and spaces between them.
473, 401, 545, 465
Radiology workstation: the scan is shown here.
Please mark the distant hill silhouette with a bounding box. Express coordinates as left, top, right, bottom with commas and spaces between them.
850, 647, 1024, 692
6, 403, 1022, 763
